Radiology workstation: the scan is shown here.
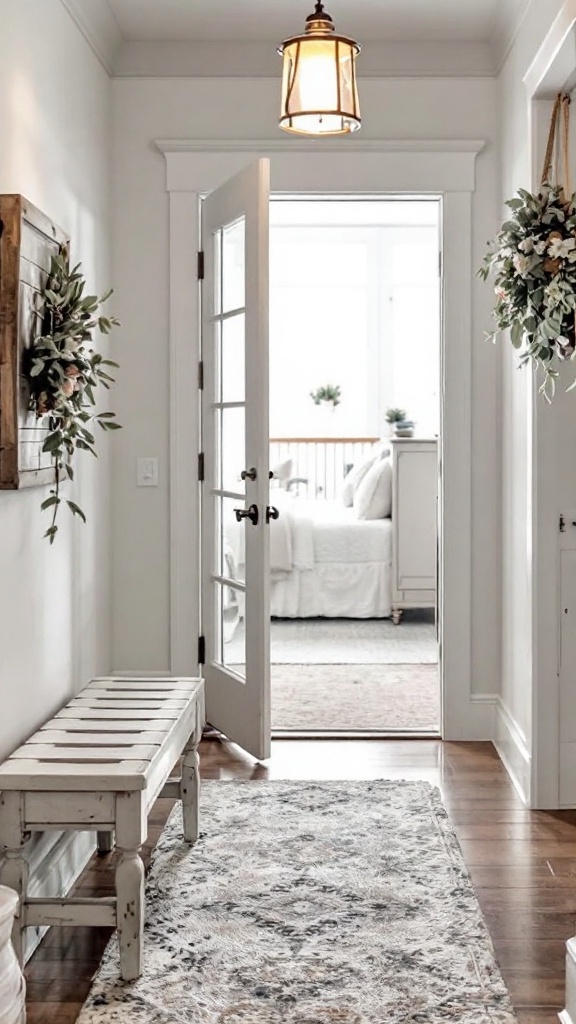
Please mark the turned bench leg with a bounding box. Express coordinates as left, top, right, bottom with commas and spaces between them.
115, 849, 144, 981
181, 748, 200, 843
115, 792, 146, 981
181, 707, 202, 844
0, 793, 29, 965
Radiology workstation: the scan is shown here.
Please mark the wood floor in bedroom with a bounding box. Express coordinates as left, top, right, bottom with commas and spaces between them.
25, 738, 576, 1024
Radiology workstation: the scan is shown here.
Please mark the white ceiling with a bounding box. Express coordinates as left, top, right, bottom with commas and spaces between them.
60, 0, 531, 77
105, 0, 512, 45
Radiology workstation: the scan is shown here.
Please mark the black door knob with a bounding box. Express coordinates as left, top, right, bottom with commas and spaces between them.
234, 503, 259, 526
266, 506, 280, 523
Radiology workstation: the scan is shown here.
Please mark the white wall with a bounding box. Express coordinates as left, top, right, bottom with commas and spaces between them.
111, 75, 501, 704
496, 1, 565, 800
0, 0, 112, 760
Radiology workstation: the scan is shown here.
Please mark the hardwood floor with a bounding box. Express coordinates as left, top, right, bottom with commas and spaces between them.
25, 737, 576, 1024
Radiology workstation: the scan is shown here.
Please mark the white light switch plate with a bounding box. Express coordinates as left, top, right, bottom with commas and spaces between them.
137, 457, 159, 487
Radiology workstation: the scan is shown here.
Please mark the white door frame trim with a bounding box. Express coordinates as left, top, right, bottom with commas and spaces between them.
159, 137, 487, 740
524, 4, 576, 806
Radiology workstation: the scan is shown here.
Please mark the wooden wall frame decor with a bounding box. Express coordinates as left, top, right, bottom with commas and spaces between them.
0, 195, 69, 489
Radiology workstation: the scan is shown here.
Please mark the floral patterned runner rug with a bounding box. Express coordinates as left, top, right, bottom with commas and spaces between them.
78, 780, 517, 1024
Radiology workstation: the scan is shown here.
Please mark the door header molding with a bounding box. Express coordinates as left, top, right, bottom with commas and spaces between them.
155, 138, 485, 155
156, 139, 484, 195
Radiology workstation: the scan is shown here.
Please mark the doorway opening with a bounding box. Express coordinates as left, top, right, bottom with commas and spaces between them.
226, 196, 441, 734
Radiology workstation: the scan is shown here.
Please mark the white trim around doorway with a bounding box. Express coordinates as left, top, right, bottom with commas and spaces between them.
158, 137, 486, 741
522, 3, 576, 807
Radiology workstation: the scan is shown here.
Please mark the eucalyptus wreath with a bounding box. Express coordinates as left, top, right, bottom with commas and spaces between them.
27, 252, 121, 542
478, 182, 576, 400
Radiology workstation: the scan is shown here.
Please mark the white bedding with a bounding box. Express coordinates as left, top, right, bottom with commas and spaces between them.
269, 496, 393, 619
270, 496, 391, 564
226, 493, 393, 619
270, 561, 392, 618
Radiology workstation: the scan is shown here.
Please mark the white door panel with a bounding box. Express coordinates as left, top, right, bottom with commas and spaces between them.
201, 159, 271, 760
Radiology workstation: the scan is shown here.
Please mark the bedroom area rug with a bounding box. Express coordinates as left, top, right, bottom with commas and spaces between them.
271, 663, 438, 731
229, 615, 437, 664
226, 617, 440, 732
77, 780, 516, 1024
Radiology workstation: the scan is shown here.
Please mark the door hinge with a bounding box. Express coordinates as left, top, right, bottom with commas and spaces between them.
198, 451, 205, 482
197, 250, 205, 280
198, 635, 206, 665
560, 514, 566, 533
198, 360, 204, 390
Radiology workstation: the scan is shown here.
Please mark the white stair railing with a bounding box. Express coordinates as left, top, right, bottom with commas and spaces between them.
269, 437, 380, 500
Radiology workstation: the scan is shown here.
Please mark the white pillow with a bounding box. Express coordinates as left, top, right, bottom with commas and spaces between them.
271, 457, 293, 489
341, 444, 390, 507
353, 457, 392, 520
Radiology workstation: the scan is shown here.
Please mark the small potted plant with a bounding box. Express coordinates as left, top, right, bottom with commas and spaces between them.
310, 384, 341, 408
385, 408, 415, 437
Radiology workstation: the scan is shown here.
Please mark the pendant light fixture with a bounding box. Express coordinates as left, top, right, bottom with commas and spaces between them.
278, 2, 361, 136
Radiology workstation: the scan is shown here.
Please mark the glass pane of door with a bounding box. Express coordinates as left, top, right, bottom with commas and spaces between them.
208, 218, 247, 681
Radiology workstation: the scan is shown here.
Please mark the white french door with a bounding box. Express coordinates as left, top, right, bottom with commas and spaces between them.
200, 159, 271, 761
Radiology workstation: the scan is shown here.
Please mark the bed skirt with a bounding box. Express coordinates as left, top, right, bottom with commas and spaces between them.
270, 562, 392, 619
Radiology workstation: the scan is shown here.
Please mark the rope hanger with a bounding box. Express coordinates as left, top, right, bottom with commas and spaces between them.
541, 92, 571, 198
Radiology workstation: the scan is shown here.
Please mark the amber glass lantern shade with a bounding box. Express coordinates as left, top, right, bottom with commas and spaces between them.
278, 2, 361, 136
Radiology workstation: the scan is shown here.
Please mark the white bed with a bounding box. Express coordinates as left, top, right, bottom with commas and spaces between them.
226, 447, 394, 622
268, 496, 392, 618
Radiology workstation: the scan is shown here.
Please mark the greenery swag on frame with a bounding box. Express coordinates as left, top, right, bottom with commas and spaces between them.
27, 252, 120, 542
479, 93, 576, 401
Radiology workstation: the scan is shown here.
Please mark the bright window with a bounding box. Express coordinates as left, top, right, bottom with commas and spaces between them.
269, 200, 441, 439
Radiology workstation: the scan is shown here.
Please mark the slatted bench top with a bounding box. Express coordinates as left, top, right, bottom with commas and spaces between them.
0, 676, 204, 792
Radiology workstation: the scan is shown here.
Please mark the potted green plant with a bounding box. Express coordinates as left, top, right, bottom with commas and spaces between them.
385, 408, 414, 437
310, 384, 341, 408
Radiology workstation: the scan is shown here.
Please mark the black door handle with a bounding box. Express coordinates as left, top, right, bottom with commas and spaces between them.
267, 506, 280, 523
234, 503, 259, 526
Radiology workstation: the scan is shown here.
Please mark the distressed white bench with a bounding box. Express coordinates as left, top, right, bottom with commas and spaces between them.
0, 676, 205, 981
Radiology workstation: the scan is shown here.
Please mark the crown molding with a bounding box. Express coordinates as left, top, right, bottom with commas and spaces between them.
58, 1, 531, 81
490, 0, 532, 73
154, 138, 486, 155
59, 0, 123, 74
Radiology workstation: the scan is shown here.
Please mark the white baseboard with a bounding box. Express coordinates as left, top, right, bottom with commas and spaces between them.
494, 697, 531, 805
561, 937, 576, 1024
465, 692, 499, 738
24, 830, 96, 961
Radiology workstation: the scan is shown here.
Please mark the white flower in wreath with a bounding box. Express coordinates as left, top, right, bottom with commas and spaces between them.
518, 236, 536, 254
557, 335, 575, 358
534, 240, 547, 255
545, 280, 564, 306
548, 236, 576, 259
513, 253, 531, 276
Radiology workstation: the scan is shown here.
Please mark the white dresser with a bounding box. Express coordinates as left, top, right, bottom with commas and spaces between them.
390, 438, 438, 624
